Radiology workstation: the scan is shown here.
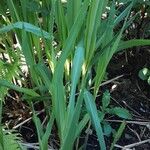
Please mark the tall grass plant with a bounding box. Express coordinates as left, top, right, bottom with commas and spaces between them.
0, 0, 150, 149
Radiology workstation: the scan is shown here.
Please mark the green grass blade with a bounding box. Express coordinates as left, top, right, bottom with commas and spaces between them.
94, 1, 133, 95
0, 80, 39, 97
21, 31, 40, 86
6, 0, 20, 21
0, 22, 52, 40
52, 80, 66, 139
85, 0, 104, 52
55, 0, 67, 44
66, 0, 82, 30
110, 121, 126, 150
94, 2, 116, 95
21, 31, 35, 66
55, 0, 90, 70
42, 112, 54, 150
84, 90, 106, 150
118, 39, 150, 51
52, 0, 90, 139
33, 115, 44, 139
61, 90, 84, 150
68, 41, 84, 116
32, 108, 44, 150
75, 114, 90, 138
85, 0, 108, 66
35, 63, 52, 92
0, 125, 4, 149
114, 4, 133, 26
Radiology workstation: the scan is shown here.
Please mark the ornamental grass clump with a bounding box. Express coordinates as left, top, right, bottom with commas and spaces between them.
0, 0, 150, 149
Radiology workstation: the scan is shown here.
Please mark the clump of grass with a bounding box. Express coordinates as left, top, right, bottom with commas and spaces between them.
0, 0, 150, 149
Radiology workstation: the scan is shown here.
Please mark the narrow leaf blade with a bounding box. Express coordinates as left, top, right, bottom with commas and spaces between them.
84, 90, 106, 150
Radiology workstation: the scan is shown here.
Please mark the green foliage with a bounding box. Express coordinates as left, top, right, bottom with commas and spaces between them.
101, 90, 132, 119
0, 0, 150, 149
103, 122, 113, 137
32, 108, 54, 150
84, 90, 106, 150
0, 127, 26, 150
0, 22, 52, 40
0, 80, 40, 97
108, 107, 132, 119
0, 52, 19, 100
97, 90, 131, 139
102, 90, 111, 109
138, 67, 150, 85
118, 39, 150, 51
110, 121, 126, 150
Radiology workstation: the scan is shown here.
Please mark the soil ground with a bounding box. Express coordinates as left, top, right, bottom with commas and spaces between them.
86, 48, 150, 149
